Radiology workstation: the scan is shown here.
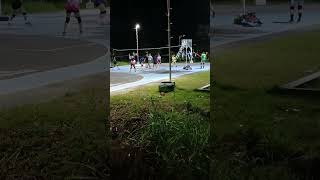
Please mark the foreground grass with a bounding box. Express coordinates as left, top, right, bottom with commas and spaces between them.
0, 88, 109, 179
110, 71, 210, 179
211, 30, 320, 179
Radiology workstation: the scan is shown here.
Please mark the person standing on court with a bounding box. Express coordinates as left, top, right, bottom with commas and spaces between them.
8, 0, 31, 25
156, 53, 161, 69
129, 53, 136, 72
153, 54, 158, 70
94, 0, 107, 24
172, 53, 177, 68
63, 0, 83, 36
290, 0, 304, 22
147, 53, 153, 69
200, 51, 206, 69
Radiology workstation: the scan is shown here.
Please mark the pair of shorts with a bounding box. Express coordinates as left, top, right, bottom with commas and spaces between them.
66, 10, 80, 17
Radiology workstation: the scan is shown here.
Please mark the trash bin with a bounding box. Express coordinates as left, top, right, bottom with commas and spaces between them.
159, 81, 175, 93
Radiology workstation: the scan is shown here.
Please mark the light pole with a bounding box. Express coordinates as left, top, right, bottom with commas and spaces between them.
179, 35, 185, 46
135, 24, 140, 64
167, 0, 172, 82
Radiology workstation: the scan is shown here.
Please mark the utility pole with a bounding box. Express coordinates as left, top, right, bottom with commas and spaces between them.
167, 0, 172, 82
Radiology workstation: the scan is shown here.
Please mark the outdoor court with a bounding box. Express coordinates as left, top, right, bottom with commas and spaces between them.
211, 4, 320, 47
110, 62, 210, 93
0, 34, 105, 79
0, 9, 109, 106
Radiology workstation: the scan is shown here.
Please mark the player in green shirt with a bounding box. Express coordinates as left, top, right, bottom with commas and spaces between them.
201, 52, 206, 69
172, 53, 177, 67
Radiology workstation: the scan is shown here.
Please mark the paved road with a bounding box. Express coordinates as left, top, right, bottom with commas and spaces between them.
211, 4, 320, 47
0, 9, 109, 96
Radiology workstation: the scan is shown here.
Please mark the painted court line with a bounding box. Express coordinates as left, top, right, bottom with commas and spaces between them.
110, 64, 210, 93
0, 69, 38, 77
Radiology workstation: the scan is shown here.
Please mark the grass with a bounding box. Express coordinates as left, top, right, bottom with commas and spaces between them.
0, 87, 110, 179
110, 71, 210, 179
211, 30, 320, 179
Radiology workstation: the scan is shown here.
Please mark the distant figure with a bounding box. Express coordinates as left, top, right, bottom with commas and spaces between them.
156, 54, 161, 69
153, 54, 158, 69
172, 53, 177, 67
147, 53, 153, 69
94, 0, 107, 24
112, 55, 120, 70
140, 56, 145, 67
8, 0, 31, 25
188, 50, 193, 64
290, 0, 304, 22
200, 52, 206, 69
63, 0, 83, 36
134, 52, 139, 65
129, 53, 136, 72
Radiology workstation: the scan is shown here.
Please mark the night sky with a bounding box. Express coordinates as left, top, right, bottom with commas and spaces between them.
111, 0, 209, 51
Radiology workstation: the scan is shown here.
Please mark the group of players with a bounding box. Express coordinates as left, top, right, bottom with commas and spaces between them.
127, 52, 162, 72
7, 0, 108, 36
112, 51, 208, 72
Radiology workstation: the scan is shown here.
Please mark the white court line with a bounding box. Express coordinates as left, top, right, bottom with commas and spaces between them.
0, 69, 38, 77
15, 42, 97, 52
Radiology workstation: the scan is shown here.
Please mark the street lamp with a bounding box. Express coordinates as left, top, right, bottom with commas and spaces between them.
179, 35, 185, 46
135, 24, 140, 64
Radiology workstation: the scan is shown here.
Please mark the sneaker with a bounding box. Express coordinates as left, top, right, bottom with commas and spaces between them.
62, 31, 66, 36
8, 21, 12, 25
25, 21, 31, 25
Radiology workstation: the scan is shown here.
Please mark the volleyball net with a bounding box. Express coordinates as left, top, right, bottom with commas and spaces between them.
111, 45, 204, 63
